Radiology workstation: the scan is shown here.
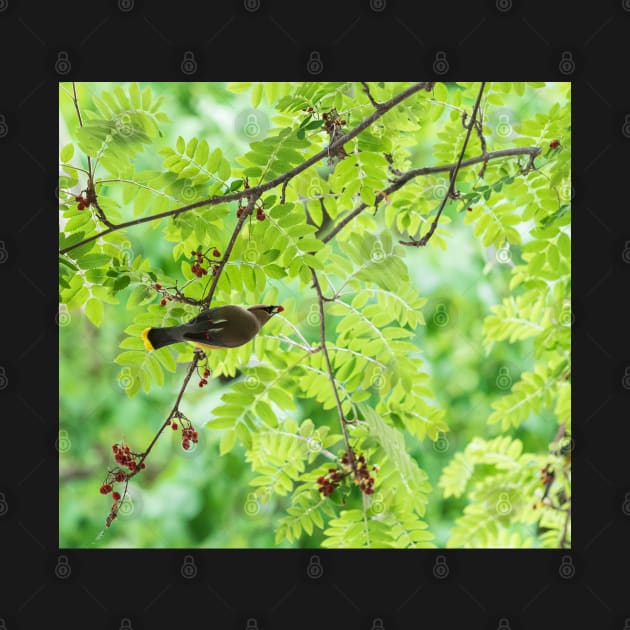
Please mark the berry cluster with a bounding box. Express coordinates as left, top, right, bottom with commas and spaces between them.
168, 414, 199, 450
198, 367, 211, 388
112, 442, 145, 473
540, 463, 555, 487
74, 193, 89, 211
316, 449, 378, 497
151, 282, 173, 307
236, 199, 266, 221
317, 468, 345, 497
353, 452, 376, 495
190, 247, 221, 278
100, 442, 146, 528
322, 110, 347, 128
532, 464, 556, 509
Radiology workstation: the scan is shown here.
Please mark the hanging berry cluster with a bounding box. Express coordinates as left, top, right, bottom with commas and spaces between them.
100, 442, 146, 527
322, 108, 348, 164
168, 412, 199, 450
111, 442, 145, 473
74, 193, 89, 211
532, 463, 556, 509
198, 367, 211, 388
316, 449, 377, 497
237, 197, 265, 221
190, 246, 221, 278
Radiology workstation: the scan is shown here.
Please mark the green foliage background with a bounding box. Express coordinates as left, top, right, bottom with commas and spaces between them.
59, 82, 570, 548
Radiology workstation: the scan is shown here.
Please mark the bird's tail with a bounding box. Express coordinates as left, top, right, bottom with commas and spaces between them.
142, 326, 181, 351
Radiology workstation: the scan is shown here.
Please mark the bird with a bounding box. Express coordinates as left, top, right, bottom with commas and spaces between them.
141, 304, 284, 352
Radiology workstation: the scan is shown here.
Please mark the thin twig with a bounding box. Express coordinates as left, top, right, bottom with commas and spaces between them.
322, 145, 540, 244
311, 269, 358, 478
70, 82, 117, 229
559, 503, 571, 548
361, 81, 383, 109
400, 81, 487, 247
126, 349, 202, 481
201, 193, 258, 307
60, 82, 431, 256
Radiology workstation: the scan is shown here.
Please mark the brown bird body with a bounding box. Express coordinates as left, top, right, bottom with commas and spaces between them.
142, 304, 283, 351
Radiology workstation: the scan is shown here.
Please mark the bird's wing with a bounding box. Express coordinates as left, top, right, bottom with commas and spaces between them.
182, 326, 229, 347
185, 308, 228, 326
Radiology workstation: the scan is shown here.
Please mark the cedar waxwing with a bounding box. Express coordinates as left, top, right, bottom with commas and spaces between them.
141, 304, 284, 352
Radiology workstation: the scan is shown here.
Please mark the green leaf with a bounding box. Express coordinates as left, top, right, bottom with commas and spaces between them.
251, 83, 263, 108
85, 298, 104, 327
115, 351, 147, 366
60, 143, 74, 162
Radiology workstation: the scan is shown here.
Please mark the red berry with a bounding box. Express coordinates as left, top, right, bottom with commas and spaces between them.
112, 491, 121, 501
140, 462, 146, 469
203, 369, 210, 378
77, 203, 85, 210
198, 380, 204, 387
182, 439, 190, 450
100, 483, 112, 494
112, 444, 118, 453
171, 422, 178, 430
154, 283, 162, 290
256, 211, 265, 221
212, 248, 220, 257
115, 472, 126, 482
549, 139, 560, 149
160, 298, 167, 306
192, 431, 198, 442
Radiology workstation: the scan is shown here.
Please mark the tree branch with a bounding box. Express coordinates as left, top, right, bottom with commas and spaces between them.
400, 81, 487, 247
201, 193, 259, 307
311, 269, 358, 478
125, 349, 202, 482
322, 145, 540, 244
59, 82, 431, 256
361, 81, 383, 109
70, 82, 116, 230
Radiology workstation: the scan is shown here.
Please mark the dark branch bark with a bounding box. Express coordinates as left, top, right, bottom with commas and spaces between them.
311, 269, 358, 478
322, 145, 540, 244
400, 81, 487, 247
60, 82, 430, 256
126, 349, 202, 481
201, 193, 258, 307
